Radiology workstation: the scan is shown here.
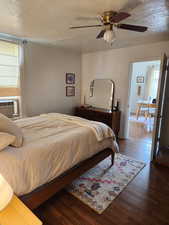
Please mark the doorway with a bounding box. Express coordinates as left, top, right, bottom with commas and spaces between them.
128, 60, 161, 147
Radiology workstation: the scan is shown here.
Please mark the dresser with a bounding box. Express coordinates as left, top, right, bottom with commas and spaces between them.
75, 106, 121, 138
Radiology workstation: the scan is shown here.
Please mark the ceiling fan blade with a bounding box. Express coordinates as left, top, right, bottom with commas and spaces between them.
110, 12, 131, 23
96, 30, 106, 39
70, 25, 102, 29
117, 24, 148, 32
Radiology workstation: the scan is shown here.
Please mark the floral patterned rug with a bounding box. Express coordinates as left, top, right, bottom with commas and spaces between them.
67, 153, 146, 214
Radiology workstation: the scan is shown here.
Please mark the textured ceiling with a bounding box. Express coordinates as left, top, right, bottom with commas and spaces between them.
0, 0, 168, 52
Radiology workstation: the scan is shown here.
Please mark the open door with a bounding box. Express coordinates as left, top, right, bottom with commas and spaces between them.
152, 54, 169, 161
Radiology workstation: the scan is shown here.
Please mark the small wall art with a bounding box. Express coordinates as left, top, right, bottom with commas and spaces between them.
66, 73, 75, 84
66, 86, 75, 97
136, 76, 144, 83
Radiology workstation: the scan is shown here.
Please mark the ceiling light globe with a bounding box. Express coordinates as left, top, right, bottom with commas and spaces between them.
103, 30, 115, 43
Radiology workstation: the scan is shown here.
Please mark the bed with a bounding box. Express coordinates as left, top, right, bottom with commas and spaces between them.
0, 113, 118, 209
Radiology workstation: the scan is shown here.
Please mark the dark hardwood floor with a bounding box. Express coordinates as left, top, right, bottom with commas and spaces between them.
35, 139, 169, 225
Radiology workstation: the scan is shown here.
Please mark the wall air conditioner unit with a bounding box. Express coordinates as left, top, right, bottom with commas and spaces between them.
0, 100, 14, 118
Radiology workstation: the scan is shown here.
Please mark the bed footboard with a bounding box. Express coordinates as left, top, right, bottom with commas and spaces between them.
21, 148, 115, 210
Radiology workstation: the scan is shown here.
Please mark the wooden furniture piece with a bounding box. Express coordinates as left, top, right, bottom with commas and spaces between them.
21, 148, 114, 210
136, 101, 157, 120
75, 106, 121, 138
147, 103, 157, 118
0, 195, 42, 225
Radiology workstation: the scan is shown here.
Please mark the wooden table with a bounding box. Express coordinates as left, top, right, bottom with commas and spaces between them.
0, 195, 42, 225
136, 102, 157, 120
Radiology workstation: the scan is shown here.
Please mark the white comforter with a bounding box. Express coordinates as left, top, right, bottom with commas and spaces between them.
0, 113, 118, 196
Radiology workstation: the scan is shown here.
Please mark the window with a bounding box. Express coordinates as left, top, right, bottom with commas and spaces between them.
0, 40, 19, 96
151, 70, 159, 99
148, 68, 160, 100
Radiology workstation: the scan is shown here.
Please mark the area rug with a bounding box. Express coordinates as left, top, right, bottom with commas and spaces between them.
67, 153, 146, 214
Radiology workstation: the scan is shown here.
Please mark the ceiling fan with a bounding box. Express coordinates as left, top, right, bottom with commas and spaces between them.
70, 11, 148, 44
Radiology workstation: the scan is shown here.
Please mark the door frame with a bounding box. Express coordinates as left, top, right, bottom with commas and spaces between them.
151, 54, 169, 161
126, 57, 161, 159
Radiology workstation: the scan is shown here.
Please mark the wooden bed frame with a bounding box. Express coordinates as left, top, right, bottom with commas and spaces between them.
20, 148, 114, 210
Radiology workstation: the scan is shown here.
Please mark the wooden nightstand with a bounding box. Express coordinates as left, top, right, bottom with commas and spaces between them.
0, 195, 42, 225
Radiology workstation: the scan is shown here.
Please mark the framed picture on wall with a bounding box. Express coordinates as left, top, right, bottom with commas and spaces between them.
66, 73, 75, 84
66, 86, 75, 97
137, 85, 142, 96
136, 76, 144, 83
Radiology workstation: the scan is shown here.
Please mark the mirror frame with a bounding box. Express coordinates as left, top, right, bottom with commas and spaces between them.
89, 79, 115, 111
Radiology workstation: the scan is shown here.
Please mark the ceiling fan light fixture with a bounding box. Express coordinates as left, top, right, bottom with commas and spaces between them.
103, 30, 116, 43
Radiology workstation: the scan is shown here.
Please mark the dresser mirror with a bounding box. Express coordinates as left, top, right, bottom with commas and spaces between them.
86, 79, 115, 110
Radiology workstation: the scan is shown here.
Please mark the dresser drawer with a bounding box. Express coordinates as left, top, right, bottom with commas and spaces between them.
75, 109, 95, 120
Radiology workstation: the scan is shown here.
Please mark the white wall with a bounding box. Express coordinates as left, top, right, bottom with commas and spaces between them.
81, 41, 169, 138
22, 42, 81, 116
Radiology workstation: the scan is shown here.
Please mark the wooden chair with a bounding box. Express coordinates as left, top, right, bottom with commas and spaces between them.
136, 102, 149, 120
147, 104, 157, 118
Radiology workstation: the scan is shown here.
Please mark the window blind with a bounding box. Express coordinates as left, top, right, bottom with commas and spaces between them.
0, 40, 19, 88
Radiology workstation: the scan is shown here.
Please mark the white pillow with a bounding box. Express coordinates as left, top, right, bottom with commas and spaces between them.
0, 132, 16, 151
0, 113, 23, 147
